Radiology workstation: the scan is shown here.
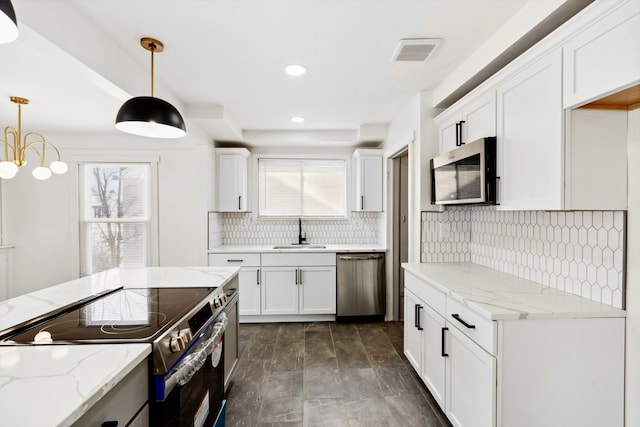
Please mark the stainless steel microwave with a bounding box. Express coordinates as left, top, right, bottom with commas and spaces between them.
430, 137, 497, 205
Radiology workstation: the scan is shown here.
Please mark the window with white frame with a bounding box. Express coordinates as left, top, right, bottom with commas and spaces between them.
258, 158, 347, 218
79, 163, 152, 275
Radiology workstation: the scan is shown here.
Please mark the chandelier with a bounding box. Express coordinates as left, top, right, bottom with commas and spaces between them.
0, 96, 68, 180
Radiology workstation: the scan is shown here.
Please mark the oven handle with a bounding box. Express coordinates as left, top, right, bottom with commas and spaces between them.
172, 313, 228, 387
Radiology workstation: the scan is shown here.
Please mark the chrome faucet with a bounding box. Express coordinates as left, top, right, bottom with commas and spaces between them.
298, 217, 307, 245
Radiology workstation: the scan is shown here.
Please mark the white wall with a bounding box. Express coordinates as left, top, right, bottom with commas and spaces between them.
626, 108, 640, 426
1, 131, 214, 297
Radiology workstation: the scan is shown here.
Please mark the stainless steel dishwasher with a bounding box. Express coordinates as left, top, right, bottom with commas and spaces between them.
336, 253, 385, 317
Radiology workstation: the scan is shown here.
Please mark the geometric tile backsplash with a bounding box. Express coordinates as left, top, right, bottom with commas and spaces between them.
210, 211, 381, 247
422, 206, 626, 309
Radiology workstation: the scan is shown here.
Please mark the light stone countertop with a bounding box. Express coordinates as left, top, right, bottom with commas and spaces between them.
0, 266, 239, 427
0, 343, 151, 427
0, 266, 239, 334
403, 262, 626, 320
209, 244, 386, 253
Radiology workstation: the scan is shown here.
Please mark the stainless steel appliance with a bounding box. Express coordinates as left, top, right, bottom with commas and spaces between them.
1, 280, 237, 427
336, 253, 385, 317
430, 137, 497, 205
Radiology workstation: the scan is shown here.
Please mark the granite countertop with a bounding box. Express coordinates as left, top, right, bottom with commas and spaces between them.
403, 262, 626, 321
0, 343, 151, 427
209, 244, 386, 253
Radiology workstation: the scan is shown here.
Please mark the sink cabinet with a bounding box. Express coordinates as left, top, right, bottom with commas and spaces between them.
261, 252, 336, 315
403, 266, 624, 427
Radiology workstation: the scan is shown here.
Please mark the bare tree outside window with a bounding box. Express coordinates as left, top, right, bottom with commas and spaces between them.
80, 164, 149, 275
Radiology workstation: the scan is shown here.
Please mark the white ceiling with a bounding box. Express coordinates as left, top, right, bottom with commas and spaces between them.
0, 0, 587, 147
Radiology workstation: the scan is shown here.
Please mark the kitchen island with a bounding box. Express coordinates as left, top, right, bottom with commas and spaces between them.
0, 266, 239, 427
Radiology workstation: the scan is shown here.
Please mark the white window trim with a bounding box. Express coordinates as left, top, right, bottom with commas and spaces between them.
251, 153, 352, 221
70, 152, 160, 277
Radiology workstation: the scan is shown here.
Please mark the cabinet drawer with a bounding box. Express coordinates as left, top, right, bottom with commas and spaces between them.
72, 358, 148, 426
446, 297, 496, 355
405, 270, 446, 315
262, 252, 336, 267
209, 253, 260, 267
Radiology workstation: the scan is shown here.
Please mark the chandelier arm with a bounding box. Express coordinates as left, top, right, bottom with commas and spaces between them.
2, 126, 19, 161
22, 132, 63, 166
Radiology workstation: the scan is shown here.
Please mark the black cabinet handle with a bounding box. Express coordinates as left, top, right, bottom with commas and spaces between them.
295, 269, 298, 285
452, 313, 476, 329
414, 304, 419, 329
441, 327, 449, 357
455, 121, 461, 146
227, 259, 244, 263
257, 269, 260, 285
361, 195, 364, 210
417, 305, 423, 331
238, 195, 242, 210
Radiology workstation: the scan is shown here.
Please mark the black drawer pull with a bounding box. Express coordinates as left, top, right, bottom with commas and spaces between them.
452, 313, 476, 329
417, 305, 423, 331
441, 327, 448, 357
227, 259, 244, 263
414, 304, 419, 329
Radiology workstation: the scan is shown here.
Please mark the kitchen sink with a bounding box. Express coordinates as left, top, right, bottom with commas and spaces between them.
272, 244, 327, 249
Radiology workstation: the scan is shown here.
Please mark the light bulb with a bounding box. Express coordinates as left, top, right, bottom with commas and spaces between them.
0, 161, 18, 179
32, 166, 52, 180
50, 160, 68, 174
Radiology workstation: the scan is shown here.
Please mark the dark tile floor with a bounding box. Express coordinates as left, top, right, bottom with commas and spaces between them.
225, 321, 451, 427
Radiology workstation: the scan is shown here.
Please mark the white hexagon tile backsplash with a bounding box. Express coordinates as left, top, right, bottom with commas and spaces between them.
422, 207, 626, 309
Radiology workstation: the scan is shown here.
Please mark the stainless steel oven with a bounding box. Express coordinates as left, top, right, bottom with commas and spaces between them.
1, 279, 238, 427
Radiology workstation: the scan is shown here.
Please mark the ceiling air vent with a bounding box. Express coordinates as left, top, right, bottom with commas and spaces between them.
391, 38, 442, 62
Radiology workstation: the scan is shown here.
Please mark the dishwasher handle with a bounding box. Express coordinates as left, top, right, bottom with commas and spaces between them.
337, 254, 384, 261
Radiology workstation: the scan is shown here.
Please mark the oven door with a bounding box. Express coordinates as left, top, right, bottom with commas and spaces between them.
151, 312, 227, 427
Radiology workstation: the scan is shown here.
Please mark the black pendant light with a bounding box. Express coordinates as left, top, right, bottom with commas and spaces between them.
0, 0, 18, 44
115, 37, 186, 139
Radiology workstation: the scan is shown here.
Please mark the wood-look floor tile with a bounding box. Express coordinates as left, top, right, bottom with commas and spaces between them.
334, 339, 370, 370
304, 398, 349, 426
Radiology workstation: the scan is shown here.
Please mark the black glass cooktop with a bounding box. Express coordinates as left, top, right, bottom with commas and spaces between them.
4, 287, 214, 344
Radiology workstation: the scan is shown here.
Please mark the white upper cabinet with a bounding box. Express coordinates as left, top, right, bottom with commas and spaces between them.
563, 0, 640, 108
436, 92, 496, 154
496, 49, 563, 211
216, 148, 250, 212
353, 149, 383, 212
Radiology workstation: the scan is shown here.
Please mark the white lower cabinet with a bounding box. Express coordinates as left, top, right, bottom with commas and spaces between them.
404, 268, 624, 427
210, 251, 337, 320
262, 264, 336, 315
209, 253, 261, 316
445, 325, 495, 427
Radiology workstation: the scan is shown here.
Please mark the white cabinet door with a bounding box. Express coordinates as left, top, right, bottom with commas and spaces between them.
462, 92, 496, 144
445, 325, 496, 427
404, 289, 423, 373
238, 267, 261, 316
563, 0, 640, 108
261, 267, 298, 315
497, 49, 563, 210
299, 266, 336, 314
421, 303, 447, 410
438, 112, 462, 154
353, 149, 383, 212
216, 149, 250, 212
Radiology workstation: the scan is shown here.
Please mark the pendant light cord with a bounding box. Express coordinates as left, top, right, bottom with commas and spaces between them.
150, 43, 155, 97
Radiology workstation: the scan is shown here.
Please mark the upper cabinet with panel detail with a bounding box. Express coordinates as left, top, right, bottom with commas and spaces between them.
563, 0, 640, 109
353, 149, 383, 212
216, 148, 250, 212
435, 91, 496, 154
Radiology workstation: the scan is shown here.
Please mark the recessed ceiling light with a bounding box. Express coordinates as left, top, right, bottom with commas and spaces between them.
291, 116, 305, 123
285, 65, 307, 76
